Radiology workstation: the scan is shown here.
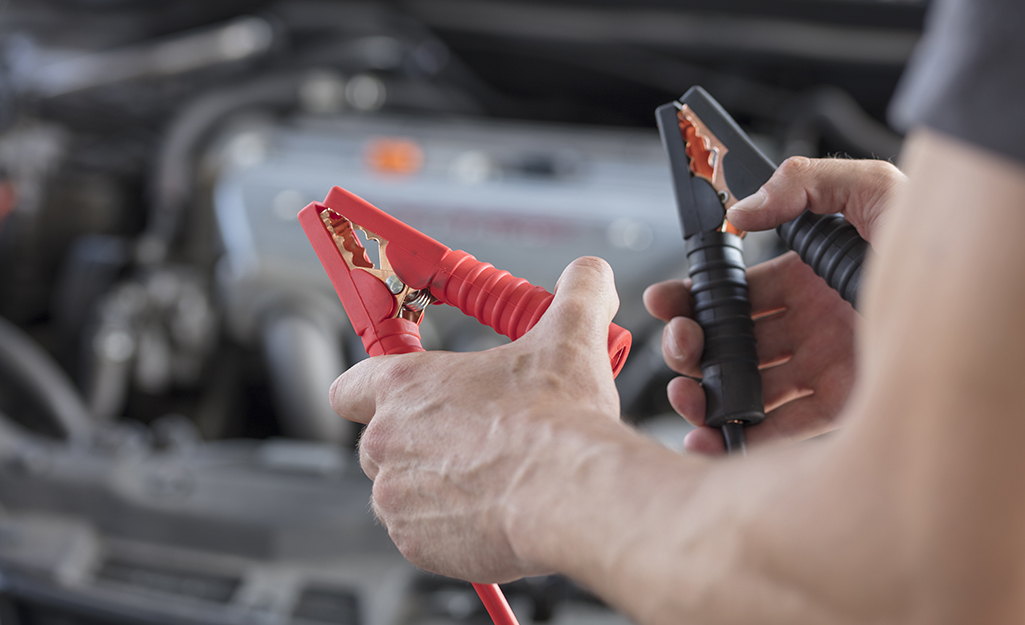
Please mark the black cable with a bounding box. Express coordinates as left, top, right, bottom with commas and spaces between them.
144, 72, 304, 264
682, 229, 763, 456
0, 315, 92, 444
721, 422, 747, 457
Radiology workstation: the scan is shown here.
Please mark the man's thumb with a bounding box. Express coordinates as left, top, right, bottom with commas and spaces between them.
543, 257, 620, 349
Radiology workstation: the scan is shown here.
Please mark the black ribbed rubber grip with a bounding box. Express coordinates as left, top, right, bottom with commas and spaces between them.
776, 211, 868, 309
685, 230, 765, 428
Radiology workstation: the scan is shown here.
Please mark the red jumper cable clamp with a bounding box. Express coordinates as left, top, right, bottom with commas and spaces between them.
299, 186, 633, 625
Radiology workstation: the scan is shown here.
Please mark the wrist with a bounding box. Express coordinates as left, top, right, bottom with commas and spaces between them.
500, 409, 705, 582
500, 409, 623, 571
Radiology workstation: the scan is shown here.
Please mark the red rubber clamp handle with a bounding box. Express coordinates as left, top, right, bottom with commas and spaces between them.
431, 249, 631, 376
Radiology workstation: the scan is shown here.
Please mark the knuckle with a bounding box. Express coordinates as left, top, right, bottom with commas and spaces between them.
329, 379, 344, 416
777, 155, 813, 179
329, 372, 353, 415
359, 420, 389, 465
856, 160, 905, 194
866, 158, 902, 179
370, 473, 400, 514
368, 497, 387, 531
876, 161, 908, 192
381, 356, 422, 390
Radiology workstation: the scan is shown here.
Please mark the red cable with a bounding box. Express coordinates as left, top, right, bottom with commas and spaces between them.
300, 196, 597, 625
473, 582, 520, 625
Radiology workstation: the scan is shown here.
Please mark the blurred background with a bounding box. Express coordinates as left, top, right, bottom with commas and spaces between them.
0, 0, 922, 623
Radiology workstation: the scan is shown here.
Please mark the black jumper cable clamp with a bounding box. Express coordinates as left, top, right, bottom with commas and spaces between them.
655, 86, 869, 455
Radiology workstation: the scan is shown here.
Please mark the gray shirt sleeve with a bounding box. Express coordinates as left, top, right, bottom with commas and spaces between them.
889, 0, 1025, 163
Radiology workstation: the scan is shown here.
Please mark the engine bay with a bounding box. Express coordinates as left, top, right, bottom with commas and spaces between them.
0, 1, 923, 623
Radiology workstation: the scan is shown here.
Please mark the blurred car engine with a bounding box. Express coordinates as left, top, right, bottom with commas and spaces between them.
0, 1, 924, 623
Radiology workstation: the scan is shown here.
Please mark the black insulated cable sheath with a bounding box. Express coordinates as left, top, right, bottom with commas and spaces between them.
684, 230, 766, 436
722, 421, 747, 456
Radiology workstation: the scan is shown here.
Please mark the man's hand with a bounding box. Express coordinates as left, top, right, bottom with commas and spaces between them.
645, 157, 906, 454
725, 156, 903, 240
329, 257, 625, 583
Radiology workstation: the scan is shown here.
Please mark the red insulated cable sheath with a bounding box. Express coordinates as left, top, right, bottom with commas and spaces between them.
473, 583, 520, 625
433, 249, 631, 376
435, 249, 552, 341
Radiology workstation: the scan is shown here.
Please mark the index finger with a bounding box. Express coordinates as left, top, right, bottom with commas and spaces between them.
643, 279, 693, 322
329, 356, 384, 425
726, 156, 905, 242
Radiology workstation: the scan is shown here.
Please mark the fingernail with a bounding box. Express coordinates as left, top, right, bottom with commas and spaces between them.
666, 322, 684, 361
728, 188, 767, 214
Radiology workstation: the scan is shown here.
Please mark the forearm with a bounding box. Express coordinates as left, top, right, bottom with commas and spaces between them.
502, 410, 712, 621
502, 411, 711, 621
854, 129, 1025, 623
507, 129, 1025, 625
504, 407, 908, 625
